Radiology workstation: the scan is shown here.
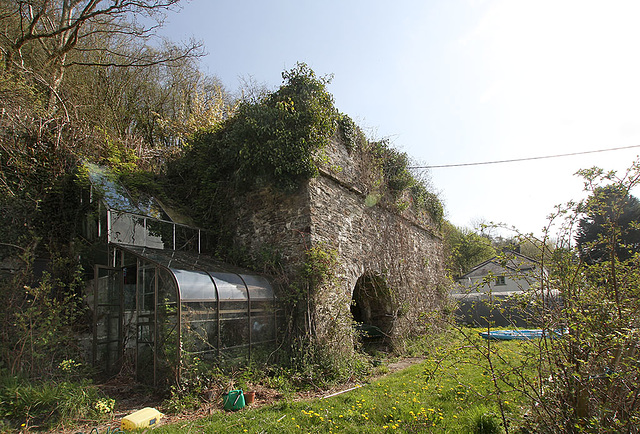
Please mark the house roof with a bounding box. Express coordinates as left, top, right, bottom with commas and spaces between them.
457, 251, 539, 280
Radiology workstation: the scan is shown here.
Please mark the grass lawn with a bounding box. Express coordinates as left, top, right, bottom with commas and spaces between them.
154, 328, 536, 433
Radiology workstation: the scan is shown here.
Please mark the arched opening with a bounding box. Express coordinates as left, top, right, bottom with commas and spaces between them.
350, 274, 394, 339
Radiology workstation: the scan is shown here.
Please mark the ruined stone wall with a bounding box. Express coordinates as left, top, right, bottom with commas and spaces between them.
230, 136, 446, 350
308, 173, 445, 343
232, 187, 311, 274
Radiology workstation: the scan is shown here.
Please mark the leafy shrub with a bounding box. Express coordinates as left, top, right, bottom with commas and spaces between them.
368, 140, 412, 195
410, 182, 444, 225
0, 250, 86, 379
164, 385, 203, 415
457, 159, 640, 433
336, 113, 367, 151
287, 338, 372, 389
302, 243, 339, 288
364, 139, 444, 224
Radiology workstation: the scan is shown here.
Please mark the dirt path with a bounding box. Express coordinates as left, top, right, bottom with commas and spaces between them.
386, 357, 425, 373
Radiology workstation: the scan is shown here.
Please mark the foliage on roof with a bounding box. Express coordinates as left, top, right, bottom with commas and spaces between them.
165, 63, 443, 231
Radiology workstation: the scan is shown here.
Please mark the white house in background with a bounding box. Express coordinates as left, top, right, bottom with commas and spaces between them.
452, 252, 545, 326
456, 251, 541, 295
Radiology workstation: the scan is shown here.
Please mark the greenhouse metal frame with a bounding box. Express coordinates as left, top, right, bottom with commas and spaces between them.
87, 163, 278, 386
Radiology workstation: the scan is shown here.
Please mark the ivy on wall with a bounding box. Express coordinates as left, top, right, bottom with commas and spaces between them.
165, 63, 444, 247
169, 63, 335, 194
362, 139, 444, 225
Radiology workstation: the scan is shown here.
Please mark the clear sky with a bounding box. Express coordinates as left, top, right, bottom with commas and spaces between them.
160, 0, 640, 236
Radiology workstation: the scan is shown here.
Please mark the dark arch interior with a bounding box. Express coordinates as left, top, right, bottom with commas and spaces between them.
350, 274, 394, 337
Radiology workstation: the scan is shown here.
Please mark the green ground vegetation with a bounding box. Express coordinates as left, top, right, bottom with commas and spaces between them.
154, 329, 532, 434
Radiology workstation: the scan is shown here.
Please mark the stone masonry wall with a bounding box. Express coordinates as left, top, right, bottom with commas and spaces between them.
308, 173, 445, 344
232, 186, 312, 274
230, 135, 446, 350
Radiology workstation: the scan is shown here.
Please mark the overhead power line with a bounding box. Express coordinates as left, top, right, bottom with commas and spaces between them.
409, 144, 640, 169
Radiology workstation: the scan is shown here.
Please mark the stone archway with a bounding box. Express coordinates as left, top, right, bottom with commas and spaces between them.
350, 274, 394, 336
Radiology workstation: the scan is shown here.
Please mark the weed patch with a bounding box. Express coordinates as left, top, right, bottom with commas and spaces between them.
0, 376, 108, 430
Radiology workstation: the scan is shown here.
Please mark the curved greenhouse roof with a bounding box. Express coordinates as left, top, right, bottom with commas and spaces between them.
120, 245, 275, 303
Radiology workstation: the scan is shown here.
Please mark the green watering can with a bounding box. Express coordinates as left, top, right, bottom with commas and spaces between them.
222, 390, 245, 411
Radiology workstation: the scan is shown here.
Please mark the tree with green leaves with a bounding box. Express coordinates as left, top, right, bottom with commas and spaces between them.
442, 222, 496, 277
576, 184, 640, 265
454, 160, 640, 432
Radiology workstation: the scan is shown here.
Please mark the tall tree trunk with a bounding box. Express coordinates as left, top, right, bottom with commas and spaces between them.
47, 0, 73, 111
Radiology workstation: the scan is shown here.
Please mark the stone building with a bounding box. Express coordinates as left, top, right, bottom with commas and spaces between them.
86, 132, 447, 385
230, 136, 447, 349
75, 129, 447, 385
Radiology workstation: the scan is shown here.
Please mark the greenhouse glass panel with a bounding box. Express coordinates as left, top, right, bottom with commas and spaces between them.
86, 163, 140, 213
181, 301, 219, 357
110, 212, 146, 246
93, 266, 123, 376
109, 212, 176, 249
199, 231, 217, 255
168, 250, 233, 272
138, 264, 156, 313
129, 246, 176, 268
251, 316, 276, 343
175, 225, 199, 252
172, 269, 216, 301
121, 251, 138, 311
137, 195, 171, 221
145, 218, 174, 250
136, 263, 156, 384
250, 298, 276, 344
241, 274, 274, 301
212, 273, 248, 300
98, 202, 108, 241
156, 267, 179, 386
220, 300, 249, 354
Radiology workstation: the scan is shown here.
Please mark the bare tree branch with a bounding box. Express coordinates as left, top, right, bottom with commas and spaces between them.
1, 0, 200, 110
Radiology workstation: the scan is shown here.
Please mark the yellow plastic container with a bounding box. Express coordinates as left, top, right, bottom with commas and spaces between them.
121, 407, 164, 431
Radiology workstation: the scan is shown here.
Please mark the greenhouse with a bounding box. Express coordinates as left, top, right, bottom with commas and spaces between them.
85, 164, 278, 386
